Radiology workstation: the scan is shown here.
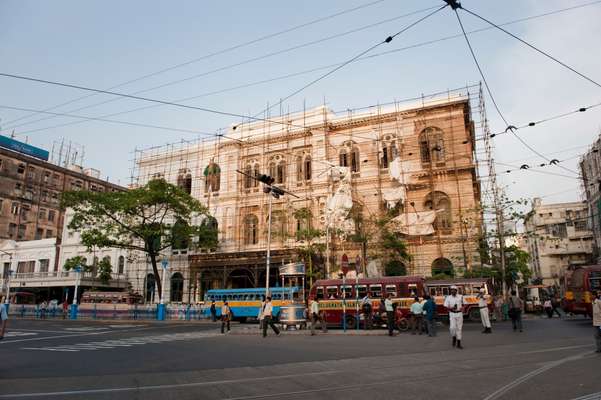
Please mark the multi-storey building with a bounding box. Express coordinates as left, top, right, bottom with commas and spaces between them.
131, 89, 485, 303
580, 134, 601, 262
524, 198, 593, 288
0, 137, 124, 273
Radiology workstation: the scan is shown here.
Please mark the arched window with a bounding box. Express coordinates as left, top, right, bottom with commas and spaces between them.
424, 191, 452, 233
276, 161, 286, 184
170, 272, 184, 302
177, 169, 192, 194
171, 219, 190, 250
340, 143, 360, 173
243, 165, 252, 189
253, 164, 260, 187
419, 127, 445, 166
118, 256, 125, 274
270, 210, 287, 241
304, 156, 312, 180
243, 214, 259, 245
381, 139, 398, 169
296, 156, 303, 182
204, 161, 220, 193
339, 149, 349, 168
431, 257, 454, 277
296, 154, 312, 183
145, 273, 156, 303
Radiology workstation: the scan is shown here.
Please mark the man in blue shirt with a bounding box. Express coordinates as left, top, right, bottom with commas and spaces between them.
422, 294, 437, 337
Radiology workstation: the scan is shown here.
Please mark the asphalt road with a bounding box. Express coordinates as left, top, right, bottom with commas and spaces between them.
0, 317, 599, 400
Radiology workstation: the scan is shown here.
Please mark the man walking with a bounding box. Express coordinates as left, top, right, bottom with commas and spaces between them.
478, 289, 492, 334
362, 296, 373, 330
310, 298, 327, 335
593, 291, 601, 353
262, 296, 281, 337
220, 301, 231, 334
551, 297, 562, 318
385, 294, 394, 336
0, 298, 8, 340
410, 297, 423, 335
422, 294, 437, 337
210, 300, 217, 322
444, 285, 464, 349
508, 290, 524, 332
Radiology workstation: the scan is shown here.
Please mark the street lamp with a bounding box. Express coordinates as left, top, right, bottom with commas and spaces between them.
70, 265, 82, 319
157, 258, 169, 321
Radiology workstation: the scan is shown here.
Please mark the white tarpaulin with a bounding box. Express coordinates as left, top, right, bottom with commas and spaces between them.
389, 158, 421, 184
382, 187, 406, 209
388, 210, 438, 236
325, 166, 354, 235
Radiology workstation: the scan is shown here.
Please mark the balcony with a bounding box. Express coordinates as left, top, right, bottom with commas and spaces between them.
0, 271, 129, 289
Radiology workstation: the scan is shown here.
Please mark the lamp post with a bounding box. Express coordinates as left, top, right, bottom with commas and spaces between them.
70, 265, 82, 319
157, 258, 169, 321
265, 193, 273, 296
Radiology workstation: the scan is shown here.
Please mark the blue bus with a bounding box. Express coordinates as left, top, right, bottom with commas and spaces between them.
204, 287, 301, 322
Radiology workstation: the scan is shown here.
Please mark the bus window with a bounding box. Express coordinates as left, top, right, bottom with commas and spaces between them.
341, 285, 352, 299
385, 285, 397, 297
442, 287, 449, 296
326, 286, 338, 299
429, 287, 437, 296
589, 271, 601, 291
463, 285, 473, 295
356, 285, 367, 298
369, 284, 382, 298
407, 283, 417, 297
316, 287, 325, 300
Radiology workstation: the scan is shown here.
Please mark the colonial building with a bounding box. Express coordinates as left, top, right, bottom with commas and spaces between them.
580, 134, 601, 262
131, 90, 484, 302
524, 198, 593, 288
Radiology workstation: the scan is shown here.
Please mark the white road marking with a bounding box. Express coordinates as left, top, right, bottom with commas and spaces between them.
107, 324, 145, 329
64, 327, 108, 332
21, 331, 220, 352
519, 344, 591, 354
4, 332, 38, 337
570, 391, 601, 400
0, 371, 338, 398
482, 351, 594, 400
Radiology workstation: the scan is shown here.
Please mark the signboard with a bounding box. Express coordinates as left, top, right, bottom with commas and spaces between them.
0, 135, 49, 161
279, 262, 305, 276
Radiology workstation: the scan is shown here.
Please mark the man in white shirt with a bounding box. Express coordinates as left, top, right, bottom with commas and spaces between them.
310, 299, 327, 335
444, 285, 464, 349
262, 296, 281, 337
410, 297, 423, 335
220, 301, 231, 334
477, 288, 492, 334
384, 294, 394, 336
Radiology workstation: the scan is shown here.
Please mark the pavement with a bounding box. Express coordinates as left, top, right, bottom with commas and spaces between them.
0, 317, 600, 400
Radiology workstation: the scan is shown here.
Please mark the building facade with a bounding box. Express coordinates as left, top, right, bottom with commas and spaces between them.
131, 91, 485, 303
524, 198, 593, 287
579, 134, 601, 262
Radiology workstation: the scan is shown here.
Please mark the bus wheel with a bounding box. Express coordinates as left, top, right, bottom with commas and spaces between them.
468, 308, 481, 322
397, 318, 409, 331
345, 315, 356, 329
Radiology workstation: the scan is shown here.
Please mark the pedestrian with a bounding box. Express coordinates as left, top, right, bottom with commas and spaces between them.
394, 303, 406, 332
384, 294, 394, 336
62, 300, 69, 319
262, 296, 281, 337
543, 299, 553, 318
210, 300, 217, 322
410, 297, 423, 335
493, 295, 503, 322
258, 295, 266, 333
310, 298, 327, 335
40, 300, 47, 319
444, 285, 464, 349
508, 290, 524, 332
478, 289, 492, 334
0, 298, 8, 340
551, 297, 562, 318
592, 291, 601, 353
220, 301, 231, 334
422, 294, 437, 337
361, 296, 373, 330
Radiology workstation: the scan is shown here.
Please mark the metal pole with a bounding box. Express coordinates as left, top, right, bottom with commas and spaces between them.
342, 273, 346, 332
355, 271, 359, 331
496, 203, 507, 298
70, 267, 81, 319
161, 266, 167, 305
325, 226, 330, 277
265, 194, 273, 297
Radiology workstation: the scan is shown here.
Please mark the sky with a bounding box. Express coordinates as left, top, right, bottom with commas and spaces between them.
1, 0, 600, 207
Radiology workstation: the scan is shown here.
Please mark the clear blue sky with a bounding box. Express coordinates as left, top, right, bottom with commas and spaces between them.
1, 0, 600, 205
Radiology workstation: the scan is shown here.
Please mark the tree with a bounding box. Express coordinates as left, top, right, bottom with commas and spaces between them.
61, 178, 216, 299
504, 245, 531, 289
98, 257, 113, 285
63, 256, 92, 273
293, 208, 325, 286
367, 213, 411, 277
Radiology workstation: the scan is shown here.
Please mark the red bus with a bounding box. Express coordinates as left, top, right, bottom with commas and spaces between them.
424, 278, 493, 321
562, 265, 601, 317
308, 276, 425, 329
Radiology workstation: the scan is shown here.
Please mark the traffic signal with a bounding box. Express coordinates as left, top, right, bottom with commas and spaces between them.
257, 174, 275, 185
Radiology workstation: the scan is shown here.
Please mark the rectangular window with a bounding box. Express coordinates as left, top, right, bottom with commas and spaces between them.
17, 224, 26, 239
8, 223, 17, 238
45, 229, 53, 238
326, 286, 338, 299
43, 172, 50, 183
20, 205, 29, 221
356, 285, 367, 298
369, 284, 382, 298
11, 202, 19, 215
48, 210, 56, 222
39, 259, 50, 273
420, 141, 431, 164
316, 287, 324, 300
39, 209, 46, 220
341, 285, 352, 299
15, 182, 22, 191
35, 228, 43, 240
2, 263, 9, 278
385, 284, 397, 297
27, 169, 35, 180
17, 164, 25, 174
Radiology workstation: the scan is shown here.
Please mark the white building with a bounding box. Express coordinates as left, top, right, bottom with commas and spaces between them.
524, 198, 593, 288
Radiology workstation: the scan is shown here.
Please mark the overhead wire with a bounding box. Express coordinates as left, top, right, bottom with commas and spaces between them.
0, 0, 389, 129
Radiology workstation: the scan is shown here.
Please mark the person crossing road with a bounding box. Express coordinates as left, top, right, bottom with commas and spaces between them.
444, 285, 464, 349
262, 296, 281, 338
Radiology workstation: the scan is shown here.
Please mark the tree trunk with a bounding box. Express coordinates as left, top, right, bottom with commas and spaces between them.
149, 252, 162, 302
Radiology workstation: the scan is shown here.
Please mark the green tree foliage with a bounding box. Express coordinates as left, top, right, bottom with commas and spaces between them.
63, 256, 92, 273
504, 245, 531, 288
61, 178, 216, 298
98, 257, 113, 285
384, 259, 407, 276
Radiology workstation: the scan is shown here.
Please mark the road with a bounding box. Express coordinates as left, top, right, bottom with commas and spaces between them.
0, 317, 599, 400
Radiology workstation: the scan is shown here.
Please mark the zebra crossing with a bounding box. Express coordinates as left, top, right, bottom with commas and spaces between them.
5, 331, 38, 338
21, 331, 220, 352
